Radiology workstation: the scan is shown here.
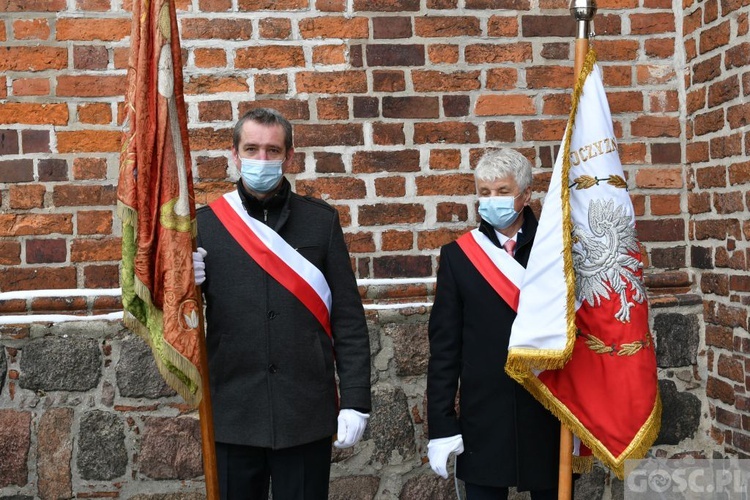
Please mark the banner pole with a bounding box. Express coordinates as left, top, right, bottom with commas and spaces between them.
559, 2, 596, 498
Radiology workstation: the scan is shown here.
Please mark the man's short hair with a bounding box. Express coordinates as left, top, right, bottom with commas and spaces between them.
232, 108, 293, 152
474, 148, 533, 192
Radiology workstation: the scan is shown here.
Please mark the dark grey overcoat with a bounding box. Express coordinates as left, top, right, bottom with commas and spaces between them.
427, 207, 561, 491
196, 179, 371, 450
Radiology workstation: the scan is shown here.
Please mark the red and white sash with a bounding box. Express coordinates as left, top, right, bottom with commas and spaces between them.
456, 229, 525, 311
210, 191, 333, 337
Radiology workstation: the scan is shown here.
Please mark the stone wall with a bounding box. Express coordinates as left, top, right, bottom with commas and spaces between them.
0, 297, 715, 499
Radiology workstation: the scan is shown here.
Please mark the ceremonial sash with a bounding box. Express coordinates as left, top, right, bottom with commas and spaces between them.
210, 191, 333, 337
456, 229, 525, 311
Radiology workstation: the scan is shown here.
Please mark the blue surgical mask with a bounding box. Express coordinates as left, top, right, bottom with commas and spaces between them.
240, 158, 284, 194
478, 195, 520, 230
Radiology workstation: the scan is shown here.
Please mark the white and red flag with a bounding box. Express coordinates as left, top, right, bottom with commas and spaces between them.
505, 48, 661, 478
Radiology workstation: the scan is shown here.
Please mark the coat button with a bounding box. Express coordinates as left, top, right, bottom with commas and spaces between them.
268, 364, 278, 374
267, 310, 277, 320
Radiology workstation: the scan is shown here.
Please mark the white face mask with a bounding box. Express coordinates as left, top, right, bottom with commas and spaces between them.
240, 158, 284, 193
478, 194, 521, 230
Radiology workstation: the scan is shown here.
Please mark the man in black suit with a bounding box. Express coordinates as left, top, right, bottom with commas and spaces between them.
426, 148, 561, 500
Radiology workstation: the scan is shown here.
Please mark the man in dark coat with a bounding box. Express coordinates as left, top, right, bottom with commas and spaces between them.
192, 108, 371, 500
426, 148, 561, 500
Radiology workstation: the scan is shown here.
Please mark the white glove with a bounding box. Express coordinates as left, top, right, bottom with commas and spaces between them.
333, 409, 369, 448
193, 247, 207, 286
427, 434, 464, 479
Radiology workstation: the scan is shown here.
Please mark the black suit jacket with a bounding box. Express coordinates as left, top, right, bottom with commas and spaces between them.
427, 207, 560, 490
197, 179, 371, 449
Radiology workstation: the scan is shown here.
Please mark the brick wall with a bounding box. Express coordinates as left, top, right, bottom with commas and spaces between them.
682, 0, 750, 456
0, 0, 691, 305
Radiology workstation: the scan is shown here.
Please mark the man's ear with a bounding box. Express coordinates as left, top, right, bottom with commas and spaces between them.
282, 147, 295, 173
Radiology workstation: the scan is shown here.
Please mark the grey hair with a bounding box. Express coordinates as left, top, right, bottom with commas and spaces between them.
233, 108, 293, 152
474, 148, 533, 192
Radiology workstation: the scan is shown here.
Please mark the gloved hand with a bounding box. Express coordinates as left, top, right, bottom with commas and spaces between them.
427, 434, 464, 479
333, 409, 369, 448
193, 247, 207, 286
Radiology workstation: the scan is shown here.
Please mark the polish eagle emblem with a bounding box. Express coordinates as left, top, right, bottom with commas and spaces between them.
571, 198, 647, 323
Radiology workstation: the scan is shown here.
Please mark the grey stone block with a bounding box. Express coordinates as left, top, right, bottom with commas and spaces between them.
654, 313, 699, 367
399, 473, 458, 499
330, 475, 380, 499
138, 417, 203, 480
367, 385, 416, 465
384, 322, 429, 377
573, 465, 606, 500
19, 337, 101, 392
115, 337, 176, 399
77, 410, 128, 480
655, 379, 701, 445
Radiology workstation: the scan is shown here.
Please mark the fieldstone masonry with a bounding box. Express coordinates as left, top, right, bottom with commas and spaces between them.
0, 300, 715, 499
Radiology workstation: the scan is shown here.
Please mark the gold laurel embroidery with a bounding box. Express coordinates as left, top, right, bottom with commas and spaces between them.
570, 175, 629, 190
581, 332, 652, 357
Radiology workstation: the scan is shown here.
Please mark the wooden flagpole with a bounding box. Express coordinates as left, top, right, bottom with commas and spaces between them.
558, 1, 597, 499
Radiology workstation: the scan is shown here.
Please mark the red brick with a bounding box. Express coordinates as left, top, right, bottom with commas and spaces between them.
414, 122, 479, 144
259, 17, 292, 39
295, 124, 363, 147
198, 100, 232, 122
700, 20, 731, 55
522, 119, 567, 141
635, 168, 683, 189
315, 97, 347, 120
645, 38, 675, 59
693, 219, 741, 240
0, 159, 33, 182
696, 165, 727, 188
729, 161, 750, 185
239, 99, 309, 120
344, 232, 376, 253
56, 130, 120, 153
486, 68, 518, 90
730, 275, 750, 293
0, 214, 73, 236
619, 143, 647, 164
296, 177, 366, 200
382, 97, 439, 119
353, 151, 420, 173
76, 0, 112, 10
9, 185, 45, 209
727, 102, 750, 130
487, 15, 518, 37
436, 202, 469, 222
0, 46, 67, 71
427, 44, 459, 64
238, 0, 310, 8
53, 185, 116, 207
77, 210, 113, 235
359, 203, 425, 225
650, 194, 681, 215
713, 191, 744, 214
412, 70, 480, 92
607, 91, 644, 113
601, 65, 632, 87
707, 375, 736, 405
475, 95, 535, 116
31, 297, 86, 313
443, 95, 470, 117
194, 48, 227, 68
381, 230, 413, 251
635, 219, 685, 242
366, 44, 425, 66
372, 70, 405, 92
0, 267, 76, 291
415, 174, 475, 196
706, 324, 733, 349
374, 176, 406, 198
299, 16, 368, 38
0, 103, 67, 125
687, 192, 711, 214
352, 0, 419, 10
710, 133, 742, 159
1, 0, 66, 10
415, 16, 481, 37
372, 123, 404, 145
296, 71, 367, 93
184, 75, 249, 94
486, 121, 517, 142
71, 238, 121, 262
466, 0, 530, 8
708, 75, 740, 107
353, 96, 378, 118
236, 46, 304, 69
38, 159, 68, 181
56, 18, 130, 41
649, 90, 679, 113
10, 77, 49, 96
255, 74, 288, 95
312, 45, 347, 65
373, 255, 431, 278
13, 18, 50, 39
77, 103, 112, 125
701, 272, 729, 295
465, 43, 532, 64
0, 241, 21, 265
521, 15, 574, 37
693, 55, 722, 83
593, 39, 640, 61
181, 18, 252, 39
418, 228, 468, 249
72, 158, 108, 181
631, 116, 681, 138
725, 42, 749, 70
630, 13, 675, 34
26, 238, 67, 264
